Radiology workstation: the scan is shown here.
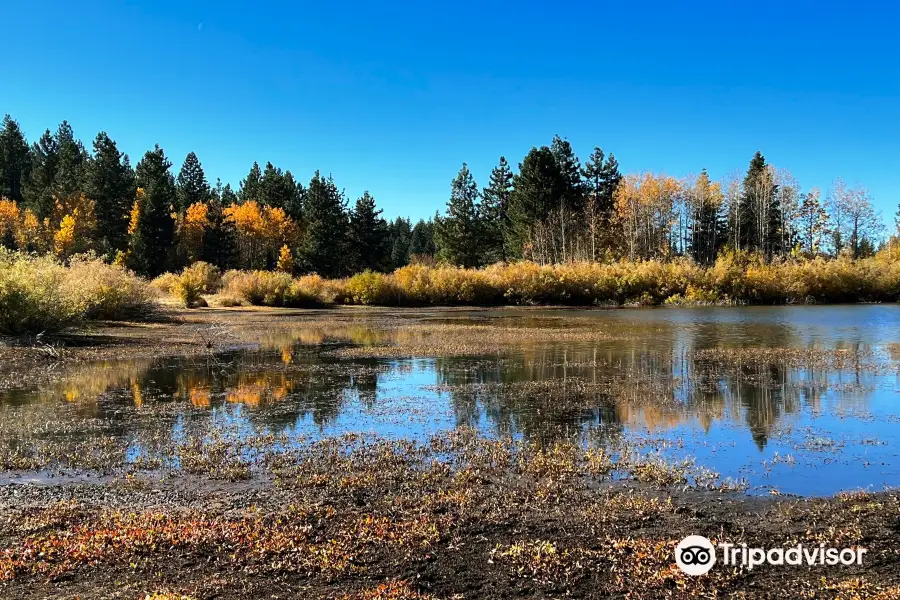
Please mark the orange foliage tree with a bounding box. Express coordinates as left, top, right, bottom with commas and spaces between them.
178, 201, 210, 263
223, 201, 298, 269
0, 198, 21, 248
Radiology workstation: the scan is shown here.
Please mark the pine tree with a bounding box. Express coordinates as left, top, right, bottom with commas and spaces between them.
219, 182, 239, 206
283, 171, 305, 222
23, 122, 88, 219
176, 151, 211, 213
0, 115, 31, 203
131, 145, 177, 276
23, 129, 60, 218
507, 146, 565, 261
409, 219, 436, 258
738, 151, 781, 258
258, 162, 304, 220
201, 198, 238, 269
83, 132, 136, 255
687, 170, 725, 265
52, 121, 87, 200
480, 156, 513, 263
348, 191, 390, 272
549, 136, 584, 262
301, 171, 348, 277
239, 162, 262, 203
388, 217, 412, 268
435, 163, 482, 268
581, 147, 622, 259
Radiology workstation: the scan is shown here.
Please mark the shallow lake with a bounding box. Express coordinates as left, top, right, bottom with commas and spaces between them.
3, 305, 900, 497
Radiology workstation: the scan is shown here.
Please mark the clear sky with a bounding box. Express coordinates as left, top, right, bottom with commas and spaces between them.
4, 0, 899, 222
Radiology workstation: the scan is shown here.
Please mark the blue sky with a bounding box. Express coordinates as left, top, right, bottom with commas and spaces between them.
4, 0, 899, 222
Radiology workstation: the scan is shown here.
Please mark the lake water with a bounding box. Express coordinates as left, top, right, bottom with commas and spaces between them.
3, 305, 900, 496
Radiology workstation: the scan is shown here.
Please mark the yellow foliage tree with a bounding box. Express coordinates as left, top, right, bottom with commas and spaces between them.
128, 189, 144, 237
51, 193, 97, 258
179, 201, 210, 263
16, 209, 47, 252
0, 198, 21, 247
613, 173, 681, 260
54, 213, 78, 257
276, 244, 294, 272
224, 201, 299, 269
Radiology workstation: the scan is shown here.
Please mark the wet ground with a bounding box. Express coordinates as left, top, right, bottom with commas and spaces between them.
1, 305, 899, 598
3, 305, 900, 496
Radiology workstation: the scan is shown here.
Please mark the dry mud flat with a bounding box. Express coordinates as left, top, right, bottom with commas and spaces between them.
0, 431, 898, 600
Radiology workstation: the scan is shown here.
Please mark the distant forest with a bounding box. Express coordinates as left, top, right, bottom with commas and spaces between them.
0, 114, 888, 278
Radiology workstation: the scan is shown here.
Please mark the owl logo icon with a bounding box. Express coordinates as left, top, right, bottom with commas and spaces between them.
675, 535, 716, 575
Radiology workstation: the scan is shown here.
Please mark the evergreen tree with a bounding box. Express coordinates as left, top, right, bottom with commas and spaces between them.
480, 156, 513, 263
389, 217, 412, 268
83, 132, 136, 255
348, 191, 390, 272
24, 121, 88, 219
131, 145, 177, 276
549, 136, 584, 262
239, 161, 262, 203
507, 146, 565, 260
176, 151, 211, 212
23, 129, 60, 218
216, 180, 239, 206
738, 151, 781, 258
52, 121, 87, 200
687, 170, 725, 265
0, 115, 31, 203
202, 198, 238, 269
550, 135, 584, 209
435, 163, 482, 268
409, 219, 436, 258
258, 162, 304, 220
283, 171, 305, 221
301, 171, 348, 277
581, 146, 622, 259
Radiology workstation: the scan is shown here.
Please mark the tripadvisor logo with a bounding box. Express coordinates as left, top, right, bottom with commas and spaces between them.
675, 535, 867, 576
675, 535, 716, 575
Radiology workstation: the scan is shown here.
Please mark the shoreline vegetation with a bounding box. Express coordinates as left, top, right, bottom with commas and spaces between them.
4, 248, 900, 335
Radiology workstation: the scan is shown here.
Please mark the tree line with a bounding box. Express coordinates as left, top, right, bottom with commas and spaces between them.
434, 139, 885, 268
0, 115, 888, 279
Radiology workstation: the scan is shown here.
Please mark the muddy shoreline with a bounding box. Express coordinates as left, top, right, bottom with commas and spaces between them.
1, 306, 899, 598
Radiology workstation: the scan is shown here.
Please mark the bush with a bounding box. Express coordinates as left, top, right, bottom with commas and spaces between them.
0, 250, 156, 335
293, 274, 348, 305
174, 271, 205, 308
0, 250, 79, 334
346, 270, 397, 305
64, 256, 157, 319
181, 261, 221, 293
150, 272, 179, 295
184, 251, 900, 310
220, 270, 317, 307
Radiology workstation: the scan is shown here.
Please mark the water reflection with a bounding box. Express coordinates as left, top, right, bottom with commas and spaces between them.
2, 305, 900, 495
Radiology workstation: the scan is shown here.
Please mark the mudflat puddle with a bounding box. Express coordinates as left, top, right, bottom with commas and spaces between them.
3, 305, 900, 496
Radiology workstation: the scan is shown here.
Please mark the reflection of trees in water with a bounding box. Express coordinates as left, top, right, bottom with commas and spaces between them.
1, 319, 886, 451
435, 329, 880, 449
434, 349, 623, 443
0, 347, 392, 444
